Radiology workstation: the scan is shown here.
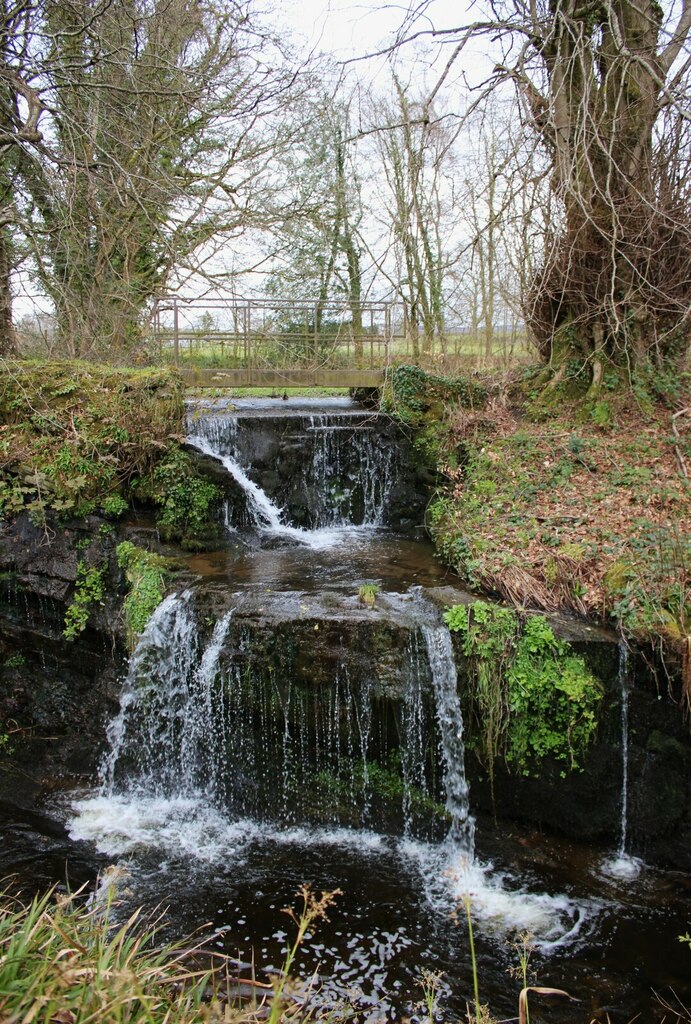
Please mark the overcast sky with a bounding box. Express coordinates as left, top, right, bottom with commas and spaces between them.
282, 1, 414, 61
279, 0, 491, 104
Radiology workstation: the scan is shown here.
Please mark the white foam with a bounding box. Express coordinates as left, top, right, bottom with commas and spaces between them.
270, 826, 385, 852
69, 796, 591, 953
400, 838, 592, 951
600, 852, 644, 880
69, 794, 386, 866
69, 794, 260, 864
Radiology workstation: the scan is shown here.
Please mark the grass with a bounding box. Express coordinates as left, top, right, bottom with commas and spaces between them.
187, 387, 350, 398
0, 884, 346, 1024
153, 328, 533, 375
357, 582, 380, 606
0, 888, 214, 1024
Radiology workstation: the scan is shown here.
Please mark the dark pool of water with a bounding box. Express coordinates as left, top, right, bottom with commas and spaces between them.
56, 790, 691, 1024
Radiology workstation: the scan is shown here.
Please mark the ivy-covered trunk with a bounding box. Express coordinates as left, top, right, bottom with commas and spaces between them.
523, 0, 691, 379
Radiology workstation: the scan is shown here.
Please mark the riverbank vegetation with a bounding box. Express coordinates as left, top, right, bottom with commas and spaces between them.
445, 602, 603, 782
0, 362, 221, 549
384, 364, 690, 702
0, 884, 356, 1024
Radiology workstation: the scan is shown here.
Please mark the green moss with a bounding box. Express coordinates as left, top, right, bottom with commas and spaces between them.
381, 365, 486, 429
116, 541, 168, 648
445, 601, 604, 777
141, 446, 221, 550
0, 361, 183, 522
316, 760, 449, 821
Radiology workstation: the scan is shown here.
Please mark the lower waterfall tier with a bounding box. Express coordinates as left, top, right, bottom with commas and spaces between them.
98, 588, 474, 844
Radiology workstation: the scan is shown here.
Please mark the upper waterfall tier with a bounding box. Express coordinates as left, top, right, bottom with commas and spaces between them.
185, 397, 429, 536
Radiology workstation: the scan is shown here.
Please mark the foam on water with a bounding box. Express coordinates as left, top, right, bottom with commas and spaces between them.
69, 794, 260, 863
69, 793, 386, 865
70, 790, 589, 952
400, 837, 592, 951
600, 852, 644, 880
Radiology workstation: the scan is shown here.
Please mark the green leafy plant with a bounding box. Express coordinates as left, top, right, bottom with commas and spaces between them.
117, 541, 168, 648
0, 722, 13, 756
3, 654, 25, 669
445, 602, 603, 776
358, 582, 380, 606
149, 447, 220, 548
63, 562, 106, 641
444, 601, 517, 793
101, 494, 129, 518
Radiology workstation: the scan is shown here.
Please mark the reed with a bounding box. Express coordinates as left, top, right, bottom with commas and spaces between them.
0, 885, 345, 1024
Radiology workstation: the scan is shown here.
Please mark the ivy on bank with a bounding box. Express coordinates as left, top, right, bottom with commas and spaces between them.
63, 561, 106, 640
444, 601, 603, 779
381, 364, 488, 471
0, 362, 183, 521
143, 447, 220, 547
0, 362, 223, 550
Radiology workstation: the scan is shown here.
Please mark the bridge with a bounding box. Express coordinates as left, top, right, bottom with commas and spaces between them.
151, 295, 412, 388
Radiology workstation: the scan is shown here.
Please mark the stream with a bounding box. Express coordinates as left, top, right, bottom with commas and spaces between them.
7, 397, 691, 1022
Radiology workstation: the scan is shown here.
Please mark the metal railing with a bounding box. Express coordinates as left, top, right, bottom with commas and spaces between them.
150, 296, 401, 372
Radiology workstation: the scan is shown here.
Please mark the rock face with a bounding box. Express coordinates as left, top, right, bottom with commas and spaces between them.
464, 667, 691, 869
0, 513, 126, 780
1, 484, 691, 870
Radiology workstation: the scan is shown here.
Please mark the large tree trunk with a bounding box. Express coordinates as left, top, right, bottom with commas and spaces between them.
525, 0, 690, 373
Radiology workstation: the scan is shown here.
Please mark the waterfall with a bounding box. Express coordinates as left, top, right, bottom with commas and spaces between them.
306, 413, 394, 527
187, 432, 285, 530
72, 591, 586, 949
421, 625, 475, 858
68, 397, 589, 953
602, 640, 643, 879
617, 640, 630, 856
85, 594, 471, 841
185, 401, 395, 538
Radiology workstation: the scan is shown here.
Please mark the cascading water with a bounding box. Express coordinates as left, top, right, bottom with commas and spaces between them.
66, 396, 616, 1019
601, 640, 643, 879
186, 398, 395, 542
85, 589, 462, 839
421, 624, 475, 856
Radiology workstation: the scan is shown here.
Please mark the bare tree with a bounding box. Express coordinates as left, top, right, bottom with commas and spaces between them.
391, 0, 691, 387
0, 0, 42, 355
369, 76, 457, 361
